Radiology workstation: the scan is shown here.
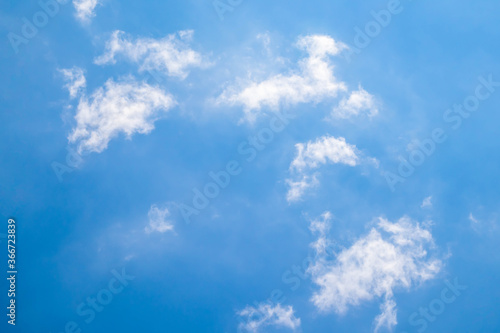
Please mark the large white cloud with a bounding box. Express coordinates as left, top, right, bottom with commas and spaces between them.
308, 214, 443, 332
65, 70, 175, 153
237, 303, 301, 332
216, 34, 348, 122
286, 135, 360, 202
73, 0, 99, 23
94, 30, 207, 79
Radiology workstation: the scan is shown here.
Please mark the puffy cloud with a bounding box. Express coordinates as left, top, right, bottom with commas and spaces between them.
290, 135, 359, 172
237, 303, 301, 332
67, 75, 175, 153
60, 67, 86, 99
94, 30, 207, 79
216, 34, 348, 122
145, 204, 175, 234
286, 135, 360, 202
73, 0, 99, 23
308, 214, 442, 332
331, 86, 378, 119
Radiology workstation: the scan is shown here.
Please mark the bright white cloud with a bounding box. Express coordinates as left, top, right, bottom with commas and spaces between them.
145, 204, 175, 234
286, 135, 360, 202
67, 75, 175, 153
60, 67, 86, 99
238, 303, 301, 332
308, 214, 443, 332
421, 196, 433, 209
290, 135, 359, 172
94, 30, 207, 79
73, 0, 99, 23
331, 86, 378, 119
216, 34, 348, 122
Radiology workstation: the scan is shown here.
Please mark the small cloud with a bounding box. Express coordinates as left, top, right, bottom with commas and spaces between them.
468, 213, 479, 224
331, 86, 378, 119
421, 196, 433, 209
286, 135, 375, 202
73, 0, 99, 23
60, 67, 86, 99
145, 204, 175, 234
237, 302, 301, 332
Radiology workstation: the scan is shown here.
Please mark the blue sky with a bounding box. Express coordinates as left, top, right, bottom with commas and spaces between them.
1, 0, 500, 332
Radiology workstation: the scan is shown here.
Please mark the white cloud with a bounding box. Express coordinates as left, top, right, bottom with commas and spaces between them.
145, 204, 175, 234
60, 67, 86, 99
238, 303, 301, 332
468, 213, 479, 224
67, 75, 175, 153
374, 297, 397, 332
73, 0, 99, 23
286, 135, 360, 202
216, 34, 348, 122
421, 196, 433, 209
331, 86, 378, 119
286, 174, 319, 203
290, 135, 359, 172
95, 30, 207, 79
308, 214, 443, 332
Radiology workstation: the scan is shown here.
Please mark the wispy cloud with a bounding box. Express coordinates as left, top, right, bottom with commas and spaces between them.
95, 30, 208, 79
286, 135, 363, 202
237, 302, 301, 332
145, 204, 175, 234
60, 67, 86, 99
421, 196, 433, 209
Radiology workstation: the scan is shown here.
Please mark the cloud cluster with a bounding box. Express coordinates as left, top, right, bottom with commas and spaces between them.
66, 71, 175, 153
216, 35, 348, 122
61, 30, 209, 154
286, 135, 360, 202
237, 303, 301, 332
308, 214, 442, 332
94, 30, 207, 79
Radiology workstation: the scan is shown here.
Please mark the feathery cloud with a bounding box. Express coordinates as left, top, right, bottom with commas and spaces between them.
95, 30, 207, 79
286, 135, 360, 202
237, 303, 301, 332
145, 204, 175, 234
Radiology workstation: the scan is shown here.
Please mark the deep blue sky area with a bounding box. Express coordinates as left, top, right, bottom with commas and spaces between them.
1, 0, 500, 332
